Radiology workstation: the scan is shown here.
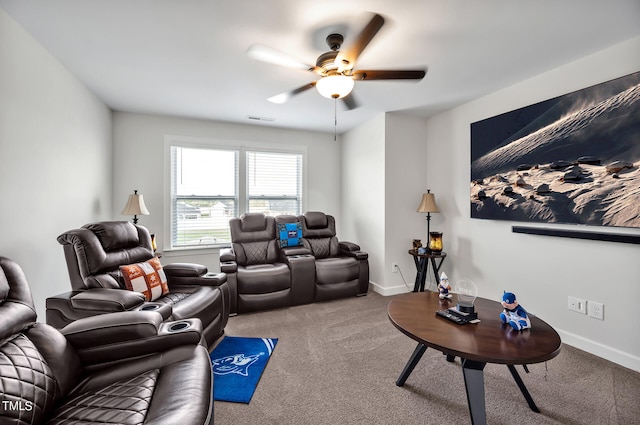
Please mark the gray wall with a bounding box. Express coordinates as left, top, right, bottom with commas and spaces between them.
2, 5, 638, 371
0, 8, 113, 320
423, 36, 640, 371
112, 112, 342, 270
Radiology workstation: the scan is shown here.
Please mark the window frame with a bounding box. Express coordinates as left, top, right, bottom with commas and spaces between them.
164, 135, 307, 251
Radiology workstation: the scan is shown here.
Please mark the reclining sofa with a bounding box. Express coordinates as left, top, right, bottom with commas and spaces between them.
220, 211, 369, 314
0, 256, 214, 424
48, 221, 229, 350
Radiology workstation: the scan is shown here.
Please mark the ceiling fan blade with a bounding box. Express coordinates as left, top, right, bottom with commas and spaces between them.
336, 13, 385, 72
247, 44, 316, 72
267, 82, 316, 104
341, 93, 359, 110
351, 69, 427, 81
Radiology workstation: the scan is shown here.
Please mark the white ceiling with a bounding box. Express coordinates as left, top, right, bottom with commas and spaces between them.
2, 0, 639, 134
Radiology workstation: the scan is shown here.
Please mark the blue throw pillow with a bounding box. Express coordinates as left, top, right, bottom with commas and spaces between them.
277, 222, 302, 248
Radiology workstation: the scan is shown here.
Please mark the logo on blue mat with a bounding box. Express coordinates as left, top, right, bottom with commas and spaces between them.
212, 353, 265, 377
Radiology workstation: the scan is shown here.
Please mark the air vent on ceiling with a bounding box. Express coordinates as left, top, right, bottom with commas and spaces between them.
247, 115, 275, 122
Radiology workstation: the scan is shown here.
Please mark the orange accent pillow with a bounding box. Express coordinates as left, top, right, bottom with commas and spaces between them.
120, 257, 168, 301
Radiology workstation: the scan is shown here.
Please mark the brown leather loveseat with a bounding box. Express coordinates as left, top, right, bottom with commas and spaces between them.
220, 212, 369, 314
0, 256, 214, 424
47, 221, 229, 349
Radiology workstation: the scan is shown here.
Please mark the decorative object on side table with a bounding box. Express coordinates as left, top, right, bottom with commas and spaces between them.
438, 272, 452, 299
428, 231, 443, 253
122, 189, 150, 224
412, 239, 422, 250
416, 190, 440, 248
500, 291, 531, 331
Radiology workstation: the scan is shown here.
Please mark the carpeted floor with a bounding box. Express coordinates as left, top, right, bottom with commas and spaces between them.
214, 292, 640, 425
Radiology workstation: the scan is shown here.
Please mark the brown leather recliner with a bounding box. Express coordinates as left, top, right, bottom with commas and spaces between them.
299, 211, 369, 301
220, 212, 369, 314
0, 256, 214, 424
220, 213, 296, 314
48, 221, 229, 350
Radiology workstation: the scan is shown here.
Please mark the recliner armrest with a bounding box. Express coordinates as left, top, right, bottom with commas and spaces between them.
220, 261, 237, 273
163, 262, 207, 278
280, 246, 311, 257
339, 242, 368, 260
220, 248, 238, 273
339, 241, 361, 252
164, 262, 227, 286
219, 247, 235, 262
70, 288, 145, 312
62, 311, 203, 367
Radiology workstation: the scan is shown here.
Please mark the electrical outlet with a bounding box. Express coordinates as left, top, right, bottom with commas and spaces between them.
568, 296, 586, 314
588, 301, 604, 320
391, 262, 399, 273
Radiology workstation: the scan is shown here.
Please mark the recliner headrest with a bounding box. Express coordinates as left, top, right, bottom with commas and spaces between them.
240, 213, 268, 232
0, 264, 9, 302
0, 257, 37, 341
83, 221, 140, 251
304, 212, 328, 229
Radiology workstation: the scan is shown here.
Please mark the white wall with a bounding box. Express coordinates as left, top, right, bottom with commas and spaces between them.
341, 112, 429, 293
0, 8, 112, 320
424, 36, 640, 371
384, 113, 430, 293
341, 114, 386, 288
112, 112, 341, 270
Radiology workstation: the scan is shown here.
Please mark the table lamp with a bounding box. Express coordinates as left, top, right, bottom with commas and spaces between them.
122, 190, 150, 224
416, 190, 440, 246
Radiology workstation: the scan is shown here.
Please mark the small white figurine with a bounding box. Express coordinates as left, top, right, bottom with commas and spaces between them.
438, 272, 452, 299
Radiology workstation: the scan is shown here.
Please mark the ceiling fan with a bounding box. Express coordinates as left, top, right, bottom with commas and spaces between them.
247, 13, 426, 110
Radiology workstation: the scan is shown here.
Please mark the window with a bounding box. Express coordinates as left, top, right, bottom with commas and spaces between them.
247, 151, 303, 216
170, 144, 304, 248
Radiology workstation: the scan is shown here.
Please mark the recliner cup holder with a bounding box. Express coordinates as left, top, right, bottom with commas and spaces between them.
140, 304, 161, 311
168, 321, 191, 332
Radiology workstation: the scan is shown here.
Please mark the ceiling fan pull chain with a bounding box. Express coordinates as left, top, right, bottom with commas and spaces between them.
334, 97, 338, 141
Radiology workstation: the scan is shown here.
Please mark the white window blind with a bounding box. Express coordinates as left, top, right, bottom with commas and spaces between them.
247, 151, 303, 217
169, 145, 304, 248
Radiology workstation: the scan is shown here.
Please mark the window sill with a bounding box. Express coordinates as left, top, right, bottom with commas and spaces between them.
161, 244, 230, 257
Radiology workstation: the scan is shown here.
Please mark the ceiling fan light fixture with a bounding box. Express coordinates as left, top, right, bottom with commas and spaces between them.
316, 75, 354, 99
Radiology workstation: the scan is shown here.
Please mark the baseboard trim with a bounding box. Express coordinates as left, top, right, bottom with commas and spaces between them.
369, 282, 411, 297
557, 328, 640, 372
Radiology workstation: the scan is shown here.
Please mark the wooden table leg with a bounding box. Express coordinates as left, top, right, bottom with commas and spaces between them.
430, 256, 445, 287
419, 258, 429, 291
412, 256, 423, 292
396, 343, 427, 386
462, 359, 487, 425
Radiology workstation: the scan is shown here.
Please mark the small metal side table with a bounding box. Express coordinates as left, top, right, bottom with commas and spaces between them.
407, 249, 446, 292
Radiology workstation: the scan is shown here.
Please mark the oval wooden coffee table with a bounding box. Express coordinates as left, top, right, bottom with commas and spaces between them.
388, 291, 561, 425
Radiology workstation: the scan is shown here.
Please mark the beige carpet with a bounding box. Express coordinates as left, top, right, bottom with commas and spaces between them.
214, 292, 640, 425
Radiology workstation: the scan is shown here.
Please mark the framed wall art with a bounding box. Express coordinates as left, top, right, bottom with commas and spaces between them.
470, 71, 640, 229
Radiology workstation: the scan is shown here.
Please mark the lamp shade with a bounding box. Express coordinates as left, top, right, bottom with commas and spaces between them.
316, 75, 355, 99
122, 190, 150, 216
416, 192, 440, 213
